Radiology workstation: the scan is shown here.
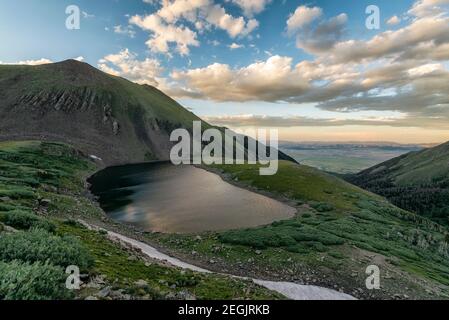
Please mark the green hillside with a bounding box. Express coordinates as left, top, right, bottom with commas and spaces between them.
347, 141, 449, 225
0, 60, 295, 166
148, 161, 449, 299
0, 60, 203, 165
0, 141, 280, 300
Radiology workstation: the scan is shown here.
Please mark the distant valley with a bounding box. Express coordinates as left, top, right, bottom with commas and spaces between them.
280, 142, 428, 174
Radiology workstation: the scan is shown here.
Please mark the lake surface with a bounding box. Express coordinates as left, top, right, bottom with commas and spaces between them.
89, 162, 296, 234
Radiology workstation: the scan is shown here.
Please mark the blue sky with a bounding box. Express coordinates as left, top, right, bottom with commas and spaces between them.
0, 1, 415, 68
1, 0, 449, 143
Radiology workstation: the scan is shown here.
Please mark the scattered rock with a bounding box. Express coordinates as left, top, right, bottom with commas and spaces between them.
3, 225, 18, 233
39, 199, 52, 207
112, 120, 120, 135
85, 296, 99, 301
0, 196, 11, 202
86, 282, 101, 289
165, 293, 176, 300
85, 274, 107, 290
109, 290, 131, 300
97, 286, 111, 298
384, 272, 394, 279
177, 290, 196, 300
79, 274, 89, 281
134, 279, 148, 288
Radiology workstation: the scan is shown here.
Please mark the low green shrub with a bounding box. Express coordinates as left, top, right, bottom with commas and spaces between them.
0, 229, 93, 269
328, 251, 345, 259
220, 228, 296, 249
0, 188, 35, 200
0, 210, 56, 232
62, 219, 84, 228
286, 245, 310, 254
0, 203, 16, 212
310, 201, 335, 212
303, 241, 328, 252
0, 260, 72, 300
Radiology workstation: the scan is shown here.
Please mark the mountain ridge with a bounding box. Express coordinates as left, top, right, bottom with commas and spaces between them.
0, 59, 204, 166
0, 59, 297, 166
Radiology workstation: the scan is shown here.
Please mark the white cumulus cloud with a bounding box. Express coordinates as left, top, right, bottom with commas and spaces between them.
98, 49, 163, 86
286, 6, 322, 34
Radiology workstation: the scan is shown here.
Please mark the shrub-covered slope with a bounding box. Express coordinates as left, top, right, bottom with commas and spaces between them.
0, 141, 280, 300
347, 141, 449, 225
149, 161, 449, 299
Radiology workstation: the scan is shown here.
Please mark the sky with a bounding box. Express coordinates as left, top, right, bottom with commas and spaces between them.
1, 0, 449, 143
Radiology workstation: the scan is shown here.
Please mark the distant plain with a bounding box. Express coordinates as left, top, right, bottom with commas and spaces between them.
280, 142, 428, 174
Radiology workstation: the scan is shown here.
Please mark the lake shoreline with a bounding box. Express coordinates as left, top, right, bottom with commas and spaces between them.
82, 162, 363, 299
89, 162, 297, 234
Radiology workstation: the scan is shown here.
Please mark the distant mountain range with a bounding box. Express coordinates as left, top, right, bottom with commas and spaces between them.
347, 141, 449, 225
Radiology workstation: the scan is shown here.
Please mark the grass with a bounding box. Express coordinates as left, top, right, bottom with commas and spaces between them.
147, 161, 449, 299
0, 210, 56, 232
58, 221, 280, 300
0, 141, 280, 300
212, 161, 377, 211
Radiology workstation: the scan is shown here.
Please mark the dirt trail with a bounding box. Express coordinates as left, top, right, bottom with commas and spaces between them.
81, 221, 356, 300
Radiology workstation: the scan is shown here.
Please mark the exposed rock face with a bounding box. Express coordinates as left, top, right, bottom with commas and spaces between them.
0, 60, 202, 166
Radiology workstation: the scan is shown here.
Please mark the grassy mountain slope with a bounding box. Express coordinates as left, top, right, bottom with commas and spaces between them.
0, 60, 202, 165
146, 161, 449, 299
0, 60, 295, 166
347, 141, 449, 225
2, 141, 449, 299
0, 141, 280, 300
